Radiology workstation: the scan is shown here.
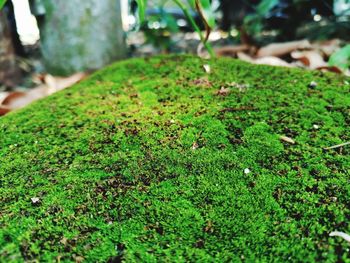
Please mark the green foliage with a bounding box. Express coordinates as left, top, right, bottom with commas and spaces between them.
135, 0, 148, 23
329, 44, 350, 71
143, 10, 179, 51
0, 0, 6, 9
136, 0, 215, 57
0, 55, 349, 261
257, 0, 278, 14
244, 0, 279, 35
193, 0, 216, 29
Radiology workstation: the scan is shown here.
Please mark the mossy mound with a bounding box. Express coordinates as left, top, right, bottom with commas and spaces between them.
1, 55, 349, 262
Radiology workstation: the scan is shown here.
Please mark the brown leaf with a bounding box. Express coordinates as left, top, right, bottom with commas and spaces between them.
291, 50, 327, 69
237, 52, 292, 68
1, 72, 87, 113
257, 40, 311, 58
237, 52, 254, 63
0, 92, 9, 104
316, 66, 343, 74
312, 39, 341, 57
280, 135, 296, 144
215, 45, 250, 57
254, 56, 293, 68
1, 91, 27, 106
44, 72, 87, 92
0, 106, 11, 116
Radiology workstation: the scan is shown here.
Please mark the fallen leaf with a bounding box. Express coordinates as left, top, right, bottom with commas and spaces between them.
0, 106, 11, 116
44, 72, 87, 92
237, 52, 292, 67
0, 72, 87, 115
254, 57, 293, 68
291, 50, 327, 69
280, 135, 296, 144
215, 45, 250, 57
0, 92, 9, 104
312, 39, 341, 57
237, 52, 254, 63
1, 91, 28, 108
316, 66, 343, 74
257, 40, 311, 58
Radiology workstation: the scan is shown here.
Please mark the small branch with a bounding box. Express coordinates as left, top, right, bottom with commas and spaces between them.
195, 0, 211, 43
174, 0, 214, 58
324, 142, 350, 150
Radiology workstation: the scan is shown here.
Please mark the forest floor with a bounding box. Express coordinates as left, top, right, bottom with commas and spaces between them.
0, 55, 349, 261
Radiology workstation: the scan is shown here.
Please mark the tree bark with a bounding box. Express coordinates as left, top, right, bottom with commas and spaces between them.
38, 0, 126, 75
0, 10, 21, 87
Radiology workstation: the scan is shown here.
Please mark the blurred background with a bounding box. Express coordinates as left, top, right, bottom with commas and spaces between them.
0, 0, 349, 115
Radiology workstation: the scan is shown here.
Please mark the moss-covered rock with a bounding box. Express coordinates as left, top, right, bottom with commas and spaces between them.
0, 55, 349, 262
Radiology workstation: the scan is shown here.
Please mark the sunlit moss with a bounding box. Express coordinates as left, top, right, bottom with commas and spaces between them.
0, 55, 349, 261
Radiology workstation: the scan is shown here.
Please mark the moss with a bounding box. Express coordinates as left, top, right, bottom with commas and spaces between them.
0, 55, 349, 262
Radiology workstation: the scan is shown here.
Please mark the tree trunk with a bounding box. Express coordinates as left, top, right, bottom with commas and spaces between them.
37, 0, 126, 75
0, 10, 21, 88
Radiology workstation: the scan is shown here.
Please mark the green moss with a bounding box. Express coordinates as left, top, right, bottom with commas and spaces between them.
0, 55, 349, 262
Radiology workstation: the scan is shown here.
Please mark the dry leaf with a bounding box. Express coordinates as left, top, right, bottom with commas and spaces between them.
44, 72, 87, 92
316, 66, 343, 74
237, 52, 292, 67
257, 40, 311, 58
254, 57, 293, 68
237, 52, 254, 63
291, 50, 327, 69
0, 106, 11, 116
0, 92, 9, 104
312, 39, 341, 57
0, 72, 87, 115
280, 135, 296, 144
215, 45, 250, 57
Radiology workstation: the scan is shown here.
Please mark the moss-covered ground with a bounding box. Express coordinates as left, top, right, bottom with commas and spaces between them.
0, 55, 349, 262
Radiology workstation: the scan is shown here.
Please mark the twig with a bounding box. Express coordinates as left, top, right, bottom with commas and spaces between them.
324, 142, 350, 150
173, 0, 214, 58
195, 0, 211, 43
